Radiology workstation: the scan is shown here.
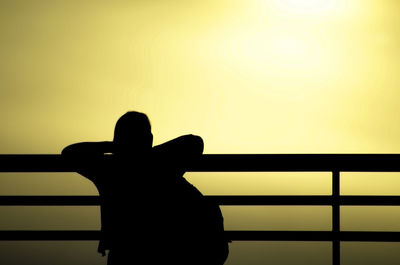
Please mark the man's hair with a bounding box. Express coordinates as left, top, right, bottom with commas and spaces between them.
113, 111, 151, 142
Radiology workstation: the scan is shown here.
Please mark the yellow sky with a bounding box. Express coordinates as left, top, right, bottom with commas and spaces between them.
1, 0, 399, 154
1, 1, 400, 264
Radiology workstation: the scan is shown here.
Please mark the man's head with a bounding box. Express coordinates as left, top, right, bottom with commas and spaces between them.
113, 111, 153, 155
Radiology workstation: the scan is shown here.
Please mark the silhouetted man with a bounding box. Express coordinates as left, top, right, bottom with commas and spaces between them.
62, 111, 229, 265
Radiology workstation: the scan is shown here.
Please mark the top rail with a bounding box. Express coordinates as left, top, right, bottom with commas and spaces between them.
1, 154, 400, 172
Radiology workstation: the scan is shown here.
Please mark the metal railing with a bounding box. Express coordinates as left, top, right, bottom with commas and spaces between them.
2, 154, 400, 265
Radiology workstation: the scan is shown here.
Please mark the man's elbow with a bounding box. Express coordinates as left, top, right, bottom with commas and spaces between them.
186, 134, 204, 155
61, 145, 73, 156
61, 143, 86, 157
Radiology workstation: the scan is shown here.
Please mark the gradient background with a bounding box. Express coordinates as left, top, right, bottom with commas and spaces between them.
1, 0, 400, 264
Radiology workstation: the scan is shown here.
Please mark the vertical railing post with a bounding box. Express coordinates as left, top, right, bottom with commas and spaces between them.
332, 170, 340, 265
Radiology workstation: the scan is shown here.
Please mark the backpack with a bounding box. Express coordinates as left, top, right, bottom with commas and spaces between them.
175, 180, 230, 265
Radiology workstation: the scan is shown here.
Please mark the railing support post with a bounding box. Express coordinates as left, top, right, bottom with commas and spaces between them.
332, 170, 340, 265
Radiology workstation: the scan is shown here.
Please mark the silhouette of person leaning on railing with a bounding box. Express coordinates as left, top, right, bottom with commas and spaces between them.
62, 111, 229, 265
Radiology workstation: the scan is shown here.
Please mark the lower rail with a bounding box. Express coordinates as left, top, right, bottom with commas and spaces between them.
2, 195, 400, 205
1, 231, 400, 242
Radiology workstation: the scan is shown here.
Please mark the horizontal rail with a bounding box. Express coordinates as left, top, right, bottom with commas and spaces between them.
2, 154, 400, 265
2, 154, 400, 172
2, 195, 400, 205
1, 231, 400, 242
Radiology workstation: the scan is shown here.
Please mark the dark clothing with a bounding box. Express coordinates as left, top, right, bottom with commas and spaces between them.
62, 135, 228, 265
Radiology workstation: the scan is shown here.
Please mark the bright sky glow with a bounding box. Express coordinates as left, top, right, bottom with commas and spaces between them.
274, 0, 342, 15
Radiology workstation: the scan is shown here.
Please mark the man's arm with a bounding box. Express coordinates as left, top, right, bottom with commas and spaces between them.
61, 141, 114, 179
152, 134, 204, 169
61, 141, 114, 157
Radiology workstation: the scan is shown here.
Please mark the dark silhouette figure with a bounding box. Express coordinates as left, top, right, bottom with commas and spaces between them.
62, 111, 229, 265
